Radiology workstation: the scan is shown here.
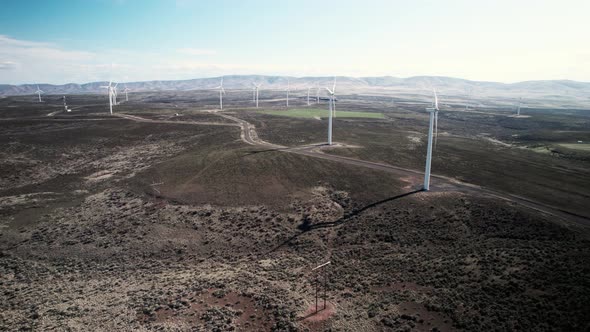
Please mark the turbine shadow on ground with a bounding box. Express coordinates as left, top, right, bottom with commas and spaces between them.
242, 143, 330, 156
243, 148, 287, 156
267, 189, 422, 254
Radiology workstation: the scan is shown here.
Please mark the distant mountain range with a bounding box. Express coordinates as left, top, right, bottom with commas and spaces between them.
2, 75, 590, 108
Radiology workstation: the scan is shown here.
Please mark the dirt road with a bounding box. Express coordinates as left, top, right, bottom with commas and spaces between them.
108, 111, 590, 230
114, 113, 241, 128
4, 110, 588, 230
211, 111, 590, 230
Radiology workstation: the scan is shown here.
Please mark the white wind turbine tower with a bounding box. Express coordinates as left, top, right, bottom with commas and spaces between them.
100, 64, 117, 114
285, 79, 290, 108
100, 81, 115, 115
123, 84, 130, 102
112, 83, 119, 105
434, 90, 440, 147
316, 83, 320, 104
252, 82, 261, 108
423, 88, 440, 191
516, 97, 522, 116
331, 77, 337, 118
307, 86, 311, 106
35, 85, 44, 102
215, 78, 225, 110
62, 96, 72, 112
325, 79, 337, 145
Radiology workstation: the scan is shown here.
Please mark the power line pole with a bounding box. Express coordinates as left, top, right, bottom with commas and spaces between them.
312, 261, 331, 313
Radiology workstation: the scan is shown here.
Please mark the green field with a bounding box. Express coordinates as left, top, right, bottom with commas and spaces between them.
257, 108, 385, 119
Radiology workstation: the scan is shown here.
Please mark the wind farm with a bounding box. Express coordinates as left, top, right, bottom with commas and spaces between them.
1, 75, 589, 331
1, 1, 589, 331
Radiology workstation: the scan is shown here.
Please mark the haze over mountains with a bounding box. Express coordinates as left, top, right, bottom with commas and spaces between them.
2, 75, 589, 108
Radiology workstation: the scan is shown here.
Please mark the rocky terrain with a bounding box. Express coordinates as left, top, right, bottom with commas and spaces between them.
1, 94, 589, 331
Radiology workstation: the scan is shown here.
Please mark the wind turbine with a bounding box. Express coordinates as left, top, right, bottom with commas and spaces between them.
35, 85, 43, 102
215, 78, 225, 110
62, 96, 72, 112
252, 82, 261, 108
123, 84, 130, 102
307, 86, 311, 106
100, 81, 114, 114
112, 83, 119, 105
316, 83, 320, 104
325, 80, 337, 145
99, 63, 117, 114
434, 89, 439, 147
331, 77, 337, 118
285, 79, 290, 108
423, 88, 439, 191
516, 98, 522, 116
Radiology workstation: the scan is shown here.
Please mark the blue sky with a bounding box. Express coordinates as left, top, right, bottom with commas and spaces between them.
1, 0, 589, 84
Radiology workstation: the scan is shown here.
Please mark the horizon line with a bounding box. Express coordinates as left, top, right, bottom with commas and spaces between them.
4, 74, 589, 87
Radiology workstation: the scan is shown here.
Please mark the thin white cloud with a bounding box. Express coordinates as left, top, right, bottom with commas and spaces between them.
0, 35, 94, 61
177, 48, 217, 56
0, 61, 17, 70
0, 35, 107, 84
0, 35, 53, 48
150, 61, 338, 80
1, 32, 588, 85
